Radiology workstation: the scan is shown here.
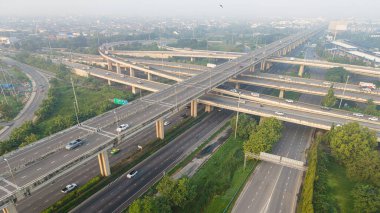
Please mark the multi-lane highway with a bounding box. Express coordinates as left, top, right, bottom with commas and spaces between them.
15, 108, 193, 212
230, 75, 380, 104
0, 28, 319, 210
233, 47, 324, 213
0, 57, 50, 141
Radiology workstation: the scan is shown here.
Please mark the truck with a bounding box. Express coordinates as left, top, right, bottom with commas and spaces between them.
207, 63, 216, 68
359, 82, 376, 90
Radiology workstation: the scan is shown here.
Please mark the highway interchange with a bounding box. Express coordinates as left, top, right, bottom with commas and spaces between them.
1, 27, 358, 213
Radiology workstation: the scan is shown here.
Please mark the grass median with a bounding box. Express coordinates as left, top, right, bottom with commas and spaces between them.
42, 111, 208, 213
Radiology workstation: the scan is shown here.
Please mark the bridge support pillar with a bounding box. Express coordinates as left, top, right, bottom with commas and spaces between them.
130, 67, 135, 77
279, 89, 285, 99
116, 63, 121, 74
260, 60, 266, 71
249, 65, 255, 72
190, 57, 195, 62
282, 48, 287, 55
265, 62, 272, 70
107, 59, 113, 71
98, 150, 111, 177
190, 100, 198, 117
205, 104, 213, 113
108, 79, 112, 86
235, 83, 240, 89
147, 73, 152, 81
155, 118, 164, 139
277, 51, 281, 57
131, 86, 137, 94
298, 65, 305, 77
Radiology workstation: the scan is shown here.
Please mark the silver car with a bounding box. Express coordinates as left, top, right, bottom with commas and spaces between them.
65, 139, 84, 150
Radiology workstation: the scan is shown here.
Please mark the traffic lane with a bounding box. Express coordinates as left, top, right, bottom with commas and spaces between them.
233, 77, 380, 103
72, 111, 229, 213
0, 127, 90, 176
200, 94, 380, 132
6, 132, 110, 187
16, 110, 188, 213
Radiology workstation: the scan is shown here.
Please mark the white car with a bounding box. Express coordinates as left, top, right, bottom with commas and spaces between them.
61, 183, 77, 193
164, 121, 170, 126
353, 113, 364, 117
368, 117, 378, 121
116, 124, 129, 132
285, 99, 294, 103
230, 89, 238, 93
105, 72, 110, 75
137, 80, 142, 84
127, 170, 138, 178
275, 111, 285, 116
250, 92, 260, 97
322, 81, 330, 85
279, 75, 285, 79
335, 123, 342, 127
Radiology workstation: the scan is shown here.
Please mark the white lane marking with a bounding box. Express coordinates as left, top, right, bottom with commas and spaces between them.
64, 154, 69, 157
51, 161, 55, 164
37, 168, 41, 171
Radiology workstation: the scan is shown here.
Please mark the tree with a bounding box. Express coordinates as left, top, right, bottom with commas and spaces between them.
157, 176, 195, 208
365, 99, 378, 116
322, 85, 337, 107
325, 67, 349, 83
328, 122, 380, 184
352, 184, 380, 213
230, 114, 256, 140
243, 117, 283, 154
0, 103, 15, 120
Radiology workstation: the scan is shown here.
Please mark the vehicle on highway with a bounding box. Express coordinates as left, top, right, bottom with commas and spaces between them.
279, 75, 284, 79
106, 72, 110, 75
164, 121, 170, 126
181, 113, 188, 118
65, 139, 84, 150
335, 123, 342, 127
61, 183, 78, 193
110, 148, 120, 155
320, 106, 331, 111
116, 124, 129, 132
368, 117, 378, 121
137, 80, 142, 84
127, 170, 138, 178
120, 74, 124, 77
285, 99, 294, 103
275, 111, 285, 116
290, 57, 295, 61
353, 113, 364, 117
362, 88, 372, 92
322, 81, 331, 85
230, 89, 238, 93
250, 92, 260, 97
284, 77, 291, 81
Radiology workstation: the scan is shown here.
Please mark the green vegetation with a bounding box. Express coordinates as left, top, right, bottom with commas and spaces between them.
316, 42, 366, 66
322, 85, 336, 107
325, 67, 349, 83
230, 114, 257, 140
43, 112, 208, 213
298, 135, 321, 213
0, 55, 134, 155
170, 39, 245, 53
0, 97, 23, 121
243, 117, 283, 154
302, 123, 380, 213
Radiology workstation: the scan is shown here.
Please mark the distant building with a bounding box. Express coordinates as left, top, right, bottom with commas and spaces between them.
0, 37, 18, 45
328, 21, 348, 40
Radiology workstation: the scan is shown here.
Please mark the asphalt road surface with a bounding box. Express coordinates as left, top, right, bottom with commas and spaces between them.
0, 57, 50, 141
232, 46, 324, 213
71, 110, 231, 213
15, 109, 193, 212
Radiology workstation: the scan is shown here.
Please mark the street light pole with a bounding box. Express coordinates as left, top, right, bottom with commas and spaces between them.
113, 109, 119, 127
339, 75, 350, 109
73, 102, 80, 125
234, 93, 241, 139
4, 159, 16, 186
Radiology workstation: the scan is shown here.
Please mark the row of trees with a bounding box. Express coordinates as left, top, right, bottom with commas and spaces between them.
129, 176, 195, 213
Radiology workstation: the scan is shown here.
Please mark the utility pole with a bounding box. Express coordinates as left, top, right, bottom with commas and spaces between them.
234, 94, 241, 139
71, 77, 79, 112
339, 75, 350, 109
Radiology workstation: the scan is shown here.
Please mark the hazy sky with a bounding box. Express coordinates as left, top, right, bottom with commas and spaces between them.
1, 0, 379, 19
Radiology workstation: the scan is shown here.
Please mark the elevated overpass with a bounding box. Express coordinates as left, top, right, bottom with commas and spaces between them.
213, 88, 380, 127
266, 57, 380, 77
64, 61, 170, 93
107, 50, 239, 60
198, 94, 380, 139
0, 28, 320, 212
230, 75, 380, 104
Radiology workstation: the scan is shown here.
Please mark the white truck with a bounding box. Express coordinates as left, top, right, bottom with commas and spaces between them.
207, 63, 217, 68
359, 82, 376, 90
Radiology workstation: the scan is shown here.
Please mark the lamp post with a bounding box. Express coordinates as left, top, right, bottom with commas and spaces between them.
234, 93, 241, 139
73, 102, 80, 125
339, 75, 350, 109
4, 158, 16, 186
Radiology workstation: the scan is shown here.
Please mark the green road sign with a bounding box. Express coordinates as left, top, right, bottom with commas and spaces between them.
113, 98, 128, 105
